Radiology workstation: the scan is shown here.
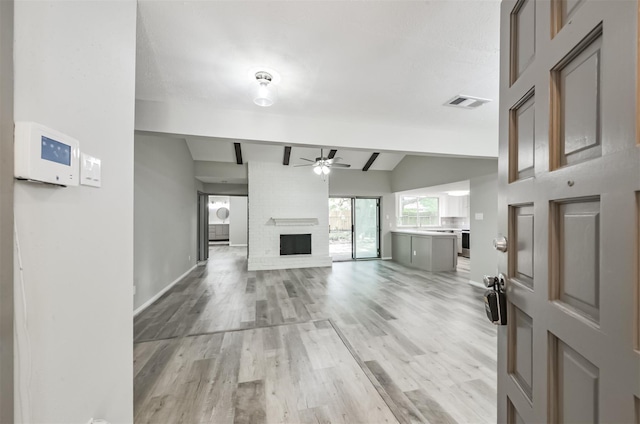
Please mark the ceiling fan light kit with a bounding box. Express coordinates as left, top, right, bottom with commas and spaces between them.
295, 148, 351, 180
314, 164, 330, 175
252, 71, 277, 107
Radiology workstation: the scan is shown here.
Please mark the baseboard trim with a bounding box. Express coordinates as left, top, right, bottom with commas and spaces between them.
381, 257, 392, 260
229, 243, 247, 247
248, 255, 332, 271
134, 264, 197, 317
468, 279, 486, 289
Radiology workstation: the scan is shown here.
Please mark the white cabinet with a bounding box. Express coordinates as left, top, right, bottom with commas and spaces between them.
442, 195, 469, 217
460, 195, 469, 217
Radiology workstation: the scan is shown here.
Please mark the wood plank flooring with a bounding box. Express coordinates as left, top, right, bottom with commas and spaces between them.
134, 246, 496, 423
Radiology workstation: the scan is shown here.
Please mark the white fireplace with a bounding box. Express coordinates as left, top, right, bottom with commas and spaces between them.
247, 162, 332, 271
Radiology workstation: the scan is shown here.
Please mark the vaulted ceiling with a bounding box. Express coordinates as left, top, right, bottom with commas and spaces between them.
136, 1, 501, 158
185, 137, 405, 171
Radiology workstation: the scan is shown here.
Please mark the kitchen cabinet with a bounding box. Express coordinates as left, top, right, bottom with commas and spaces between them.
391, 233, 412, 267
391, 230, 457, 272
442, 195, 469, 217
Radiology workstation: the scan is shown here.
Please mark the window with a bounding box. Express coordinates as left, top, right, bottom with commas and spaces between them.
399, 196, 439, 227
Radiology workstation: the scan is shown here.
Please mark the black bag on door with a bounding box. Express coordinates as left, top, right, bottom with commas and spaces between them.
484, 289, 507, 325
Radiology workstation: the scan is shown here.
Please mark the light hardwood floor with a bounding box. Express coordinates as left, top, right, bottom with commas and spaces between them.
134, 247, 496, 423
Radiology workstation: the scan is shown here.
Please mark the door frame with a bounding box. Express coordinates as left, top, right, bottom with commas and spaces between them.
197, 191, 209, 263
197, 192, 249, 261
329, 195, 381, 261
0, 0, 14, 421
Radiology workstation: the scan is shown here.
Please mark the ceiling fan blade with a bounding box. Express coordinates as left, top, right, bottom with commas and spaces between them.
299, 158, 315, 162
331, 163, 351, 168
326, 157, 343, 164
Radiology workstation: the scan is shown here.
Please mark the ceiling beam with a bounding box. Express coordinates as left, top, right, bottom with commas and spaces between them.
283, 146, 291, 165
328, 149, 337, 159
233, 142, 243, 165
362, 152, 380, 171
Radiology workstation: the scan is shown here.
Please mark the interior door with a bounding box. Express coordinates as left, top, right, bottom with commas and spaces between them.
197, 192, 209, 262
498, 1, 639, 422
353, 197, 380, 259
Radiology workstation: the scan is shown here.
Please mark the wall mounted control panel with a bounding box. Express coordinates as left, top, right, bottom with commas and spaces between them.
15, 122, 80, 186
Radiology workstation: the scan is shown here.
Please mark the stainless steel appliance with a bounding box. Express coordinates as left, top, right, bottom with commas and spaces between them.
453, 230, 462, 255
461, 230, 470, 258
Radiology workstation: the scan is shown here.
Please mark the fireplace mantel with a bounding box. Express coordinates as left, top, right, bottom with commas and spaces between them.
271, 218, 319, 226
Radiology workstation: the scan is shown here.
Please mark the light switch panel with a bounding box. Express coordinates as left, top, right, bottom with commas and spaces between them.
80, 153, 101, 187
475, 212, 484, 220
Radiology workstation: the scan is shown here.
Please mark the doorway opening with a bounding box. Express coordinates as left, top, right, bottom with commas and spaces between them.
207, 196, 231, 245
197, 193, 248, 263
329, 197, 380, 261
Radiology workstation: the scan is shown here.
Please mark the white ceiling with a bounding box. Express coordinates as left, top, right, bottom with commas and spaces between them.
136, 1, 501, 158
185, 136, 405, 171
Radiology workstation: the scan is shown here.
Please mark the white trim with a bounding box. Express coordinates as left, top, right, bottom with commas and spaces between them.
271, 217, 319, 226
468, 279, 486, 289
381, 257, 392, 260
229, 243, 248, 247
134, 265, 197, 317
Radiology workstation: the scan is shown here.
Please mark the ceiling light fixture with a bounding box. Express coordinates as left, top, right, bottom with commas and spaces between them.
252, 71, 277, 107
313, 163, 331, 176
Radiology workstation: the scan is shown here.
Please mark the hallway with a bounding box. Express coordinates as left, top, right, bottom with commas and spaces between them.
134, 246, 496, 423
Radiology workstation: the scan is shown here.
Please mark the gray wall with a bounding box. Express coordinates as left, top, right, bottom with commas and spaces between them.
0, 0, 12, 421
470, 173, 499, 284
229, 196, 248, 246
329, 170, 395, 258
13, 2, 136, 421
203, 183, 248, 195
391, 155, 498, 192
195, 160, 247, 183
134, 134, 199, 311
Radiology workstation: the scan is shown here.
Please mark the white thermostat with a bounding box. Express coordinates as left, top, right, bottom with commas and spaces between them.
15, 122, 80, 186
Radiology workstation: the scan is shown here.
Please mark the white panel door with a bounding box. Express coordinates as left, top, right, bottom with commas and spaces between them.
498, 1, 640, 422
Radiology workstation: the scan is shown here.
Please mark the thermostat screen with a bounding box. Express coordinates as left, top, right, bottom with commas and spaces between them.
41, 136, 71, 166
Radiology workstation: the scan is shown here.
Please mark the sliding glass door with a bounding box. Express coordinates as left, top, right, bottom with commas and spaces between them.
328, 198, 353, 261
329, 197, 380, 261
353, 198, 379, 259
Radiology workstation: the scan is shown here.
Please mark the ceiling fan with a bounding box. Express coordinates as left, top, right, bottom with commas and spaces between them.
295, 148, 351, 176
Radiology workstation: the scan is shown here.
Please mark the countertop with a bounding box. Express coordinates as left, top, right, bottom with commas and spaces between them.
393, 227, 468, 232
391, 230, 458, 237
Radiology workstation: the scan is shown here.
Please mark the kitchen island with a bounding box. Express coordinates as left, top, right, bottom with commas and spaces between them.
391, 230, 457, 272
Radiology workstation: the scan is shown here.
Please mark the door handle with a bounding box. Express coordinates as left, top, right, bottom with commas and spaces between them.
493, 236, 508, 252
483, 273, 506, 289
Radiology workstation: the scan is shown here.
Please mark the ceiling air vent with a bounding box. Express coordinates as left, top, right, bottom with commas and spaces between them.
444, 95, 492, 109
